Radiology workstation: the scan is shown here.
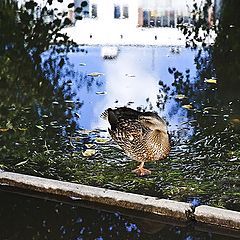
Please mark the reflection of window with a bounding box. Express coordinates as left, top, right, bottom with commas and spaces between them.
114, 5, 121, 19
169, 10, 175, 27
123, 6, 128, 18
92, 4, 97, 18
150, 17, 155, 27
143, 10, 149, 27
183, 16, 190, 24
177, 15, 183, 24
156, 17, 161, 27
162, 15, 168, 27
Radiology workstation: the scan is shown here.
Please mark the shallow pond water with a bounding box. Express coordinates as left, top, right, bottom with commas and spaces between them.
0, 45, 240, 210
1, 189, 240, 240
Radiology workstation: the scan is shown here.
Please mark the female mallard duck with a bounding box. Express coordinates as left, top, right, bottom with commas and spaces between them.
102, 107, 170, 176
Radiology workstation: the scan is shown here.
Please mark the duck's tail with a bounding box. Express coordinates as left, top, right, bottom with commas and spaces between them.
100, 109, 109, 120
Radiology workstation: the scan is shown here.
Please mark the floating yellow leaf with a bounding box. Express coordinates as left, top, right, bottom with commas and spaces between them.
87, 72, 104, 77
95, 137, 109, 144
77, 129, 93, 134
36, 125, 45, 130
175, 94, 187, 100
205, 78, 217, 84
82, 149, 96, 157
18, 127, 27, 131
85, 144, 95, 148
182, 104, 193, 109
0, 128, 9, 132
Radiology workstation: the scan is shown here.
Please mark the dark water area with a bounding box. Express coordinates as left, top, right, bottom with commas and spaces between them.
1, 1, 240, 239
1, 189, 240, 240
0, 44, 240, 211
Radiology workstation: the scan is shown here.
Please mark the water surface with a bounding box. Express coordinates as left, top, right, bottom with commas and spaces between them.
0, 45, 240, 210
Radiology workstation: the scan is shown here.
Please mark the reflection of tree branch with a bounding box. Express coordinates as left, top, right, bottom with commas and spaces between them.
0, 1, 84, 166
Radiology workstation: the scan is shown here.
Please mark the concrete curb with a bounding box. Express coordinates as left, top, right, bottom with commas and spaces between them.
195, 205, 240, 230
0, 171, 240, 230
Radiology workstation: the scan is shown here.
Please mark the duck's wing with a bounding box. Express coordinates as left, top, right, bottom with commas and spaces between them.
108, 118, 144, 142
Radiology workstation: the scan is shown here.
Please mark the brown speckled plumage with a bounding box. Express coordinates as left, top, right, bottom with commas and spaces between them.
102, 107, 170, 175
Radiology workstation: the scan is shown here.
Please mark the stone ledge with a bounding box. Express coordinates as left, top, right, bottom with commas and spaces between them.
0, 171, 191, 220
0, 171, 240, 230
194, 205, 240, 230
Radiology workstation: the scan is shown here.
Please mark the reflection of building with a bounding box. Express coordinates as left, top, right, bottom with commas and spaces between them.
138, 0, 196, 27
75, 0, 139, 28
75, 0, 202, 28
18, 0, 203, 28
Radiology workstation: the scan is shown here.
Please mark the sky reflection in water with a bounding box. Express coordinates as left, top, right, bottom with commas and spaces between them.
67, 46, 196, 132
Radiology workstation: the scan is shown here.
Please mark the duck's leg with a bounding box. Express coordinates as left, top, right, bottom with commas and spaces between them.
132, 162, 151, 176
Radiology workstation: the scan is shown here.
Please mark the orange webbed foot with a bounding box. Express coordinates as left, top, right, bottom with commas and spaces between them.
132, 162, 151, 176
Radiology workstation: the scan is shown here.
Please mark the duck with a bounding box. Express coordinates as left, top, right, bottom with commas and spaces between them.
101, 107, 170, 176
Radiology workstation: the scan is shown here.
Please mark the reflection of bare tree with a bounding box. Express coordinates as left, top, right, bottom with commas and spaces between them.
0, 1, 82, 168
153, 0, 240, 209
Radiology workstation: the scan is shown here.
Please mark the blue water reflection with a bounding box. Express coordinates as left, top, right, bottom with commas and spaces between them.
66, 46, 197, 131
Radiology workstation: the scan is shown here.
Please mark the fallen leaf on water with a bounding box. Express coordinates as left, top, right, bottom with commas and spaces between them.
175, 94, 187, 100
18, 127, 27, 131
203, 107, 217, 111
96, 91, 107, 95
95, 137, 109, 144
182, 104, 193, 109
204, 78, 217, 84
77, 129, 93, 134
0, 128, 9, 132
87, 72, 104, 77
82, 149, 96, 157
85, 144, 95, 148
15, 160, 28, 166
50, 121, 58, 125
36, 125, 45, 130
